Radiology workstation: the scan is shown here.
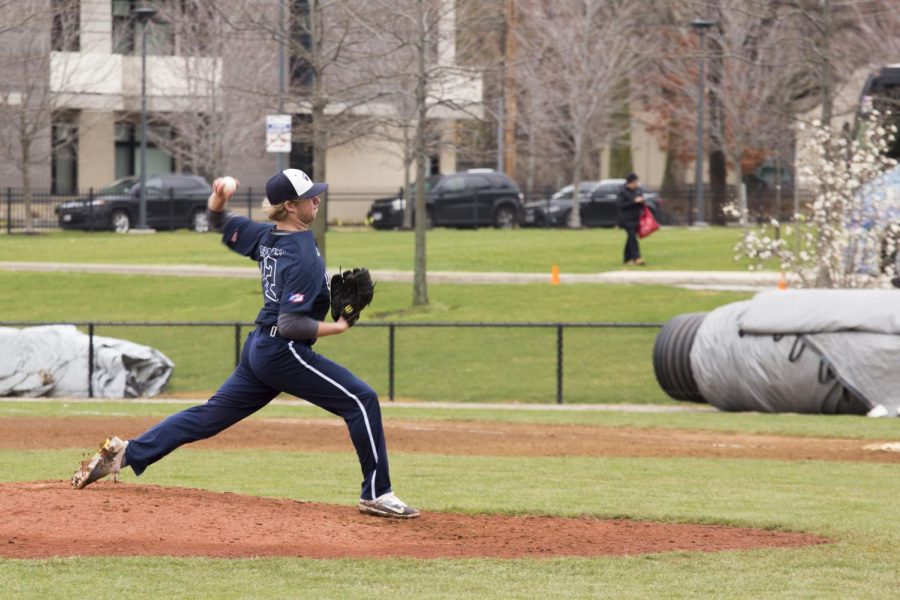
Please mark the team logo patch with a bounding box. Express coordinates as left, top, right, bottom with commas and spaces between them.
288, 293, 305, 303
230, 231, 239, 243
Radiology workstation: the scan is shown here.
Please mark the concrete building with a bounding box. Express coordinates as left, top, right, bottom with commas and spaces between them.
3, 0, 479, 217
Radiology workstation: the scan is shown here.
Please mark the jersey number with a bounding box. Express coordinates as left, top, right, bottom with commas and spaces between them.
263, 256, 278, 301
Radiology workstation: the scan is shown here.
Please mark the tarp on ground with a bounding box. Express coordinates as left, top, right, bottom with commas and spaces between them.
0, 325, 173, 398
690, 290, 900, 415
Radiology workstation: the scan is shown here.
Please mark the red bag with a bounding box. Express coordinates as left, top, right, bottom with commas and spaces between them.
638, 205, 659, 239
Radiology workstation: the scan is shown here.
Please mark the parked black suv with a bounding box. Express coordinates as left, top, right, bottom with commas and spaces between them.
523, 179, 662, 227
56, 174, 212, 233
367, 170, 524, 229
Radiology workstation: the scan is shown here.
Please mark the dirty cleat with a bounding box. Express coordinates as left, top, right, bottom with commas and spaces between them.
72, 436, 128, 489
358, 492, 420, 519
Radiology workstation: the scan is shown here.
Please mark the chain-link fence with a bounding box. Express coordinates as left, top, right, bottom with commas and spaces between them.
0, 321, 668, 404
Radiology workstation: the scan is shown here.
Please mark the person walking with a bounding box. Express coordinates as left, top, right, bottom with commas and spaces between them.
71, 169, 420, 520
617, 172, 646, 266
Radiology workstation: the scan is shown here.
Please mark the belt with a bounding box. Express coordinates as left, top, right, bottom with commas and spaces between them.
256, 324, 278, 337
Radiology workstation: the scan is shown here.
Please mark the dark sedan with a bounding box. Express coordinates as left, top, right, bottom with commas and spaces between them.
56, 174, 212, 233
524, 179, 661, 227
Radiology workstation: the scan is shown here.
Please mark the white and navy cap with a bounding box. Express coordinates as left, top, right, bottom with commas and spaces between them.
265, 169, 328, 204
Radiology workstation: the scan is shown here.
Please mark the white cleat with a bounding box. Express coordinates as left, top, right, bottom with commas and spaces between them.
71, 436, 128, 489
358, 492, 421, 519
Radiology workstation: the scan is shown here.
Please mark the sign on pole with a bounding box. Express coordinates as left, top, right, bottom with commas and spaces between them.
266, 114, 292, 153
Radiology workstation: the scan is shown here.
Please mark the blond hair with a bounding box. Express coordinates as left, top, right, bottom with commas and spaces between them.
262, 198, 298, 222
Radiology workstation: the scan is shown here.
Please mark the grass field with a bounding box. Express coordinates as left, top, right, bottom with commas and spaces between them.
3, 230, 900, 598
0, 270, 749, 401
1, 401, 898, 599
0, 226, 754, 272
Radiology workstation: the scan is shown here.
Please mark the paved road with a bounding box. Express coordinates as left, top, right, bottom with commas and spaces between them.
0, 261, 780, 290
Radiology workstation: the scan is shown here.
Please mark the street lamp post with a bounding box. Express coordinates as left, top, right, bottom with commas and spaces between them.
132, 6, 158, 231
690, 19, 715, 226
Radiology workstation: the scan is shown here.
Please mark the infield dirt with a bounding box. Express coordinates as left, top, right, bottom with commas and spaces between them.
1, 415, 865, 560
1, 415, 897, 463
0, 481, 826, 559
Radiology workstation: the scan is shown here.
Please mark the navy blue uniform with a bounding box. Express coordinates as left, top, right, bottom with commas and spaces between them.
124, 215, 392, 500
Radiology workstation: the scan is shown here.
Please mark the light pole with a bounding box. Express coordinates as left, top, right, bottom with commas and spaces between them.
132, 6, 158, 231
691, 19, 714, 226
277, 0, 286, 173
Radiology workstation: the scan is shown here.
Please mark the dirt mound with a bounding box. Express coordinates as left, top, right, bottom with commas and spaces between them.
0, 482, 825, 559
1, 416, 898, 463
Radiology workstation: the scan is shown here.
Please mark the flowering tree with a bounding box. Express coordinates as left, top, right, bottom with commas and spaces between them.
732, 114, 898, 288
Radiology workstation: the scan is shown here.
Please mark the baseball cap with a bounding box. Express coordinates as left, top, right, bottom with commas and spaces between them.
265, 169, 328, 204
625, 173, 639, 183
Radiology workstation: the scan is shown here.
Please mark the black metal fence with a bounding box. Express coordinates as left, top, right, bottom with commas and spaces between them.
0, 321, 666, 404
0, 187, 399, 233
0, 185, 817, 233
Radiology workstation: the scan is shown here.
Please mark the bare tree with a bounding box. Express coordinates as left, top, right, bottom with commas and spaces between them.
0, 0, 83, 233
354, 0, 488, 306
515, 0, 644, 228
138, 1, 271, 184
225, 0, 393, 258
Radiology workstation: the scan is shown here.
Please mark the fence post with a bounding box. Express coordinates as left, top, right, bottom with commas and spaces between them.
88, 188, 94, 232
169, 187, 175, 229
247, 187, 252, 220
388, 324, 395, 401
88, 323, 95, 399
6, 188, 11, 234
556, 325, 564, 404
234, 323, 242, 367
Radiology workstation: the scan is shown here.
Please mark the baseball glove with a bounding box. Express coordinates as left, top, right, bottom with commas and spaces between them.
330, 267, 375, 326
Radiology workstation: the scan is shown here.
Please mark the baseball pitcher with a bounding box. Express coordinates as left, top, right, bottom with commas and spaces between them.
71, 169, 419, 519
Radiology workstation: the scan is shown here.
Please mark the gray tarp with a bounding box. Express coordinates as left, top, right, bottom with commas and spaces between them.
690, 290, 900, 416
0, 325, 173, 398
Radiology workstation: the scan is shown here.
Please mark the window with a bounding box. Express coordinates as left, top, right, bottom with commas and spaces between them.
466, 175, 491, 190
115, 120, 174, 179
52, 113, 79, 194
112, 0, 175, 55
51, 0, 80, 52
438, 176, 465, 193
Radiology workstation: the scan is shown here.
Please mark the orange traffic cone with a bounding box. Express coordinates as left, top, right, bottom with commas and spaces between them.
551, 264, 561, 285
777, 272, 788, 290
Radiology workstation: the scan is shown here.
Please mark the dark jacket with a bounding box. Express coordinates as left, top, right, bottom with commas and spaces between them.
617, 185, 644, 227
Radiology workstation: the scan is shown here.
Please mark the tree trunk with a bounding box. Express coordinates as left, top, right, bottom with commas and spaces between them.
22, 139, 33, 234
709, 149, 727, 224
308, 0, 327, 257
311, 101, 328, 257
609, 77, 633, 179
819, 0, 833, 128
707, 3, 727, 225
567, 134, 584, 229
412, 0, 428, 306
402, 125, 414, 230
502, 0, 517, 181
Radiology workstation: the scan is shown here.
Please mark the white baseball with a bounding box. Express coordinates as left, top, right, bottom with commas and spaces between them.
221, 176, 237, 194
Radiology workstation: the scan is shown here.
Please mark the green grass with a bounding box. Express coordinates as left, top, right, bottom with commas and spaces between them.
0, 271, 748, 401
0, 227, 752, 272
1, 448, 898, 598
2, 400, 897, 440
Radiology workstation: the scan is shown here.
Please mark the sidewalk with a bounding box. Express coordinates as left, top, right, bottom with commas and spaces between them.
0, 261, 780, 290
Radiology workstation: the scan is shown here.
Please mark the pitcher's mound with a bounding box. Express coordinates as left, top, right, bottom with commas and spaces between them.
1, 482, 826, 559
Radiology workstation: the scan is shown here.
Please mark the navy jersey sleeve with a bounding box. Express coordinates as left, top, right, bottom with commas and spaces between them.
221, 215, 272, 259
278, 247, 326, 316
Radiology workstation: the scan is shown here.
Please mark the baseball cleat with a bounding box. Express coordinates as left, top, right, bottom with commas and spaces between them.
71, 436, 129, 489
358, 492, 421, 519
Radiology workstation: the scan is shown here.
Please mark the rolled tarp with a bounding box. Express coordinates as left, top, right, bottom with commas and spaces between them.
656, 289, 900, 416
0, 325, 173, 398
